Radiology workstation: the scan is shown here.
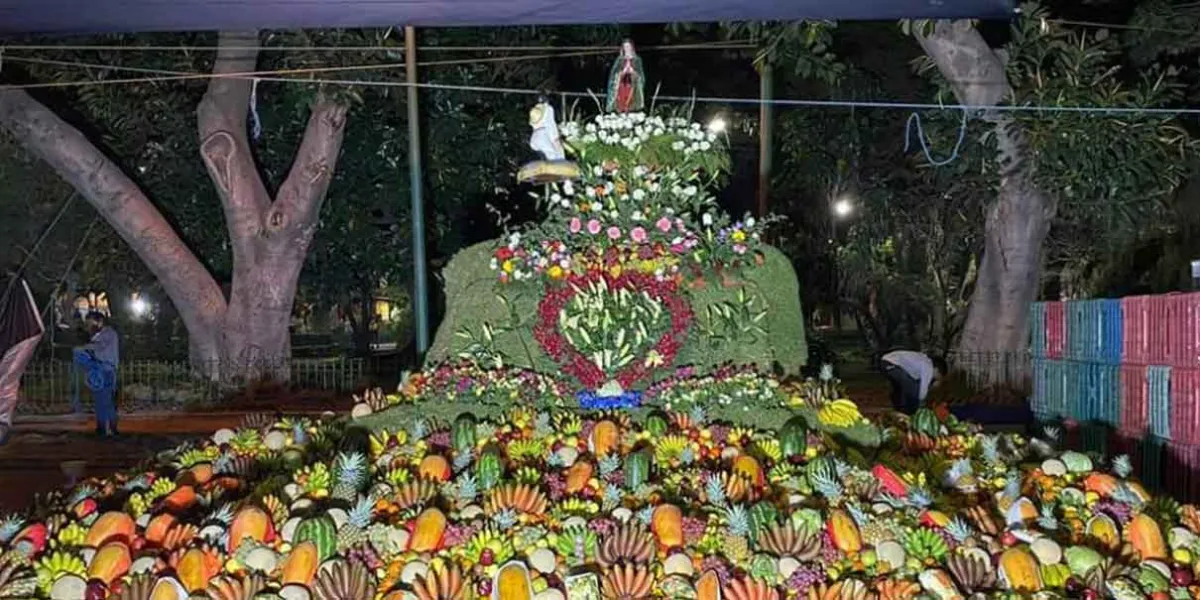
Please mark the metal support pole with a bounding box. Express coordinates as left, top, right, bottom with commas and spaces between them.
756, 57, 773, 219
405, 26, 430, 356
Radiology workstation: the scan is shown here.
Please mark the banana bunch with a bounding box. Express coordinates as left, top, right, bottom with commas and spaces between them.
818, 399, 863, 428
34, 551, 85, 593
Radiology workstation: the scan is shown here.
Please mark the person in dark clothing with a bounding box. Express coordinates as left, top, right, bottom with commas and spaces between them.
879, 350, 947, 415
74, 311, 119, 437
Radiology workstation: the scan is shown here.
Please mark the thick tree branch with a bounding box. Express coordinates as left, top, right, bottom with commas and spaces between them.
272, 96, 348, 248
198, 30, 271, 258
0, 87, 227, 337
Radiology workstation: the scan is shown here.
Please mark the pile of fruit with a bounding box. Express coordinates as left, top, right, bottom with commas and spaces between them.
2, 368, 1200, 599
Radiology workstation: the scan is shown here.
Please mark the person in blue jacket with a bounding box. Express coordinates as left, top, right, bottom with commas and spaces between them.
74, 311, 119, 437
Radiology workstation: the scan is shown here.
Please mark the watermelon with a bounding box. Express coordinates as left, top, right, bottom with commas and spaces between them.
453, 413, 477, 451
805, 455, 835, 488
293, 514, 337, 562
645, 412, 669, 437
912, 408, 940, 438
749, 501, 778, 542
779, 415, 809, 459
624, 449, 651, 490
477, 447, 504, 490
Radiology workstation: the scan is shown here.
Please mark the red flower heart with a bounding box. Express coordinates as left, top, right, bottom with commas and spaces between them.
534, 270, 692, 390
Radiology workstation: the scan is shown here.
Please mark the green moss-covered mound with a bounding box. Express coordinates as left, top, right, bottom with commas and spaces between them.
429, 241, 807, 379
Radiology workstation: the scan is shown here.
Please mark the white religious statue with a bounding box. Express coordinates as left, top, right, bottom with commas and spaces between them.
528, 100, 566, 161
517, 97, 579, 184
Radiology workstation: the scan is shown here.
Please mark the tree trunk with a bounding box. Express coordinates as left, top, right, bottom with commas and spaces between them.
0, 31, 347, 383
917, 21, 1058, 379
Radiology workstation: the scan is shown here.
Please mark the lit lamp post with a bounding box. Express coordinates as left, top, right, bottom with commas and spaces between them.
829, 196, 854, 330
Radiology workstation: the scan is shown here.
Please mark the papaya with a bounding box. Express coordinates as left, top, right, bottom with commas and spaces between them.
652, 504, 684, 548
494, 561, 533, 600
999, 547, 1042, 593
589, 420, 620, 456
696, 570, 722, 600
87, 542, 131, 585
161, 485, 197, 513
1127, 513, 1167, 560
410, 507, 447, 552
280, 541, 319, 586
419, 455, 451, 482
176, 547, 218, 592
144, 513, 177, 546
826, 509, 862, 555
566, 460, 594, 494
86, 512, 136, 547
732, 455, 765, 487
227, 506, 273, 553
1082, 473, 1119, 496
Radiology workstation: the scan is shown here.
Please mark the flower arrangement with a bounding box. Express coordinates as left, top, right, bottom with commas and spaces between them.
534, 270, 692, 390
490, 111, 773, 285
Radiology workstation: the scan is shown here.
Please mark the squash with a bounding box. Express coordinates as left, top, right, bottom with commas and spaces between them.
161, 485, 197, 513
732, 455, 765, 487
144, 513, 176, 546
696, 570, 722, 600
176, 547, 219, 592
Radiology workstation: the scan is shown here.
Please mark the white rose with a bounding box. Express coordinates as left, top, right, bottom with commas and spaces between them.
551, 193, 562, 204
632, 211, 644, 221
702, 213, 713, 226
746, 217, 756, 228
632, 189, 646, 201
585, 186, 597, 198
672, 141, 685, 150
563, 180, 575, 195
700, 141, 711, 151
561, 199, 571, 209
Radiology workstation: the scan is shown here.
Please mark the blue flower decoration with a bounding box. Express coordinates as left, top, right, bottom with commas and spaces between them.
577, 390, 642, 410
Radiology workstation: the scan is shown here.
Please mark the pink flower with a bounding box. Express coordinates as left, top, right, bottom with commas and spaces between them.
630, 227, 647, 243
656, 217, 672, 233
569, 217, 582, 233
587, 219, 602, 235
607, 226, 622, 240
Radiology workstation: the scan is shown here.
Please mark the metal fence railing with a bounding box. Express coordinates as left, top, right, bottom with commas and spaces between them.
17, 357, 365, 416
938, 351, 1033, 406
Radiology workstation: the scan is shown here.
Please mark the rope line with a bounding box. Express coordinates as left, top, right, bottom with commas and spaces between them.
2, 55, 1199, 117
904, 109, 968, 167
0, 41, 755, 53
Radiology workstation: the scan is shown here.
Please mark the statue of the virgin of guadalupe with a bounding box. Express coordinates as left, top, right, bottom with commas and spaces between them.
605, 40, 644, 114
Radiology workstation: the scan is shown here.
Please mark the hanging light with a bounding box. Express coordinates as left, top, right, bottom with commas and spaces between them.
707, 116, 727, 134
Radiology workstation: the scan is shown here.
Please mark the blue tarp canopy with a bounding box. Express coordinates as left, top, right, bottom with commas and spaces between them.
1, 0, 1014, 34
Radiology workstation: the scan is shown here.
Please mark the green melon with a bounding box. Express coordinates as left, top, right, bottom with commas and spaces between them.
624, 449, 651, 490
779, 415, 809, 459
453, 413, 477, 451
293, 513, 337, 561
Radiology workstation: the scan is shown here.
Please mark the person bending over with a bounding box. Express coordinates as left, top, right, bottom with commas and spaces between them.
880, 350, 946, 415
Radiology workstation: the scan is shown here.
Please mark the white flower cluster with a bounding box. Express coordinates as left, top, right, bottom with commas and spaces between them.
560, 112, 716, 154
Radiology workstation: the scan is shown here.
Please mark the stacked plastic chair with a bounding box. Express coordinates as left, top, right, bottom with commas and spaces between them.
1032, 293, 1200, 496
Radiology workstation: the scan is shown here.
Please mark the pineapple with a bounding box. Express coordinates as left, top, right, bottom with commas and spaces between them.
860, 520, 895, 545
723, 504, 752, 563
337, 496, 374, 552
333, 452, 368, 501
